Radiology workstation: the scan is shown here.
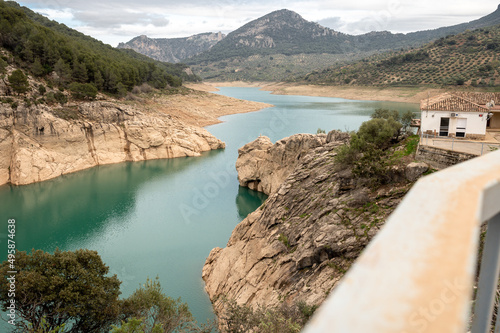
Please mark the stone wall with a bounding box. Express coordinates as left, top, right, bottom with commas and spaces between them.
416, 144, 478, 169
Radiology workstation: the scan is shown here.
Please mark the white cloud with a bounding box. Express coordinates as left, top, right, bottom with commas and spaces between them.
16, 0, 500, 46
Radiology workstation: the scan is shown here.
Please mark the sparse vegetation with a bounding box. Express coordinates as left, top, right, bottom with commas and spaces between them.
278, 233, 291, 248
220, 298, 317, 333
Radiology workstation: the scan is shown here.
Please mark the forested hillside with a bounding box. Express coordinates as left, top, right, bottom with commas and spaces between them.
303, 25, 500, 87
0, 1, 197, 96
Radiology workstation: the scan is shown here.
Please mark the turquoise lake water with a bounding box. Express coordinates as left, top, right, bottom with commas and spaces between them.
0, 87, 419, 324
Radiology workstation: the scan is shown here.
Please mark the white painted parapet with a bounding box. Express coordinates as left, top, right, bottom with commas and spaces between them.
303, 150, 500, 333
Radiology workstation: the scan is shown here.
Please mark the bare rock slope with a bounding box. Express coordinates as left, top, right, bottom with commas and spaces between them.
235, 133, 339, 195
0, 101, 224, 186
203, 131, 425, 318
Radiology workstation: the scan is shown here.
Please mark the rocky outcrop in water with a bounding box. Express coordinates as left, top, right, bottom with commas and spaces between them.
0, 101, 225, 186
203, 131, 425, 318
236, 132, 349, 195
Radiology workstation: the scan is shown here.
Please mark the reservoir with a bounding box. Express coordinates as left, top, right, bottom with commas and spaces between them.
0, 87, 419, 323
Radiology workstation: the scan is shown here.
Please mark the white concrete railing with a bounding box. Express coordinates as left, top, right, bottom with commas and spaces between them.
303, 149, 500, 333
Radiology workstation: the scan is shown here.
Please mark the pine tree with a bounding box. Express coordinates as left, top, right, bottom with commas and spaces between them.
94, 70, 104, 90
32, 58, 44, 77
8, 69, 29, 94
72, 60, 88, 83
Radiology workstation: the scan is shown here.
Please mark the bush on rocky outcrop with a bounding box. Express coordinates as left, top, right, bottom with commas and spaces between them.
69, 82, 98, 100
8, 69, 29, 95
335, 111, 408, 186
220, 299, 317, 333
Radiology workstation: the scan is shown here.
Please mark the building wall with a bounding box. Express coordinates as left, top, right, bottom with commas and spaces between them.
420, 110, 488, 138
489, 112, 500, 129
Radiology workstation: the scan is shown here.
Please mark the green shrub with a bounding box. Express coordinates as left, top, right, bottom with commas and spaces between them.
335, 111, 405, 186
52, 107, 80, 120
69, 82, 98, 100
38, 84, 46, 96
46, 91, 67, 105
278, 233, 291, 248
8, 69, 29, 94
0, 57, 7, 73
357, 117, 401, 149
404, 135, 420, 155
0, 249, 122, 332
119, 277, 194, 333
401, 110, 415, 132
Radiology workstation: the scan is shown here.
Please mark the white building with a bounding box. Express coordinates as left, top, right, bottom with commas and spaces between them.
420, 92, 500, 140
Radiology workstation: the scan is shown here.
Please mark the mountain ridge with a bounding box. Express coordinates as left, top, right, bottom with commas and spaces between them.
119, 6, 500, 67
187, 6, 500, 81
117, 32, 225, 63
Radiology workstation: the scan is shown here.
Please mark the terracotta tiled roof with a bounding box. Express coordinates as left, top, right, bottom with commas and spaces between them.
420, 93, 490, 112
452, 92, 500, 105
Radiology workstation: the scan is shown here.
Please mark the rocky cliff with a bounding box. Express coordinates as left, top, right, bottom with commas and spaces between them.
0, 101, 225, 186
203, 132, 427, 318
235, 131, 348, 194
118, 32, 225, 63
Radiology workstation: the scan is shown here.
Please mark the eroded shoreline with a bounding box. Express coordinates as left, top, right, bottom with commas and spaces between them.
197, 81, 445, 104
0, 88, 272, 186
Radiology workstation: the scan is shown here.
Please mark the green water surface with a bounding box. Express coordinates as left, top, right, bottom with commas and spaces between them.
0, 87, 419, 324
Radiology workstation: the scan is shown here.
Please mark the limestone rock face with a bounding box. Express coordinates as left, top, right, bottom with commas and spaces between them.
405, 162, 429, 181
203, 132, 412, 318
0, 102, 225, 186
235, 133, 344, 195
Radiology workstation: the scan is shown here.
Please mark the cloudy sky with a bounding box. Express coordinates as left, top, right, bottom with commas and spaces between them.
15, 0, 500, 47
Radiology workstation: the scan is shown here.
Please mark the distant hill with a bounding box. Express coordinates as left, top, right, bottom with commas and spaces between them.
188, 7, 500, 61
184, 6, 500, 81
117, 32, 225, 63
0, 1, 197, 96
302, 25, 500, 88
187, 10, 352, 62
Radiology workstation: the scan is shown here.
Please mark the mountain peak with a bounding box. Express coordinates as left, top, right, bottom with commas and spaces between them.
267, 8, 301, 16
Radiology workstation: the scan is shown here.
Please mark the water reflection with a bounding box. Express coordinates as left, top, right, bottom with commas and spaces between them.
235, 186, 268, 220
0, 151, 223, 260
